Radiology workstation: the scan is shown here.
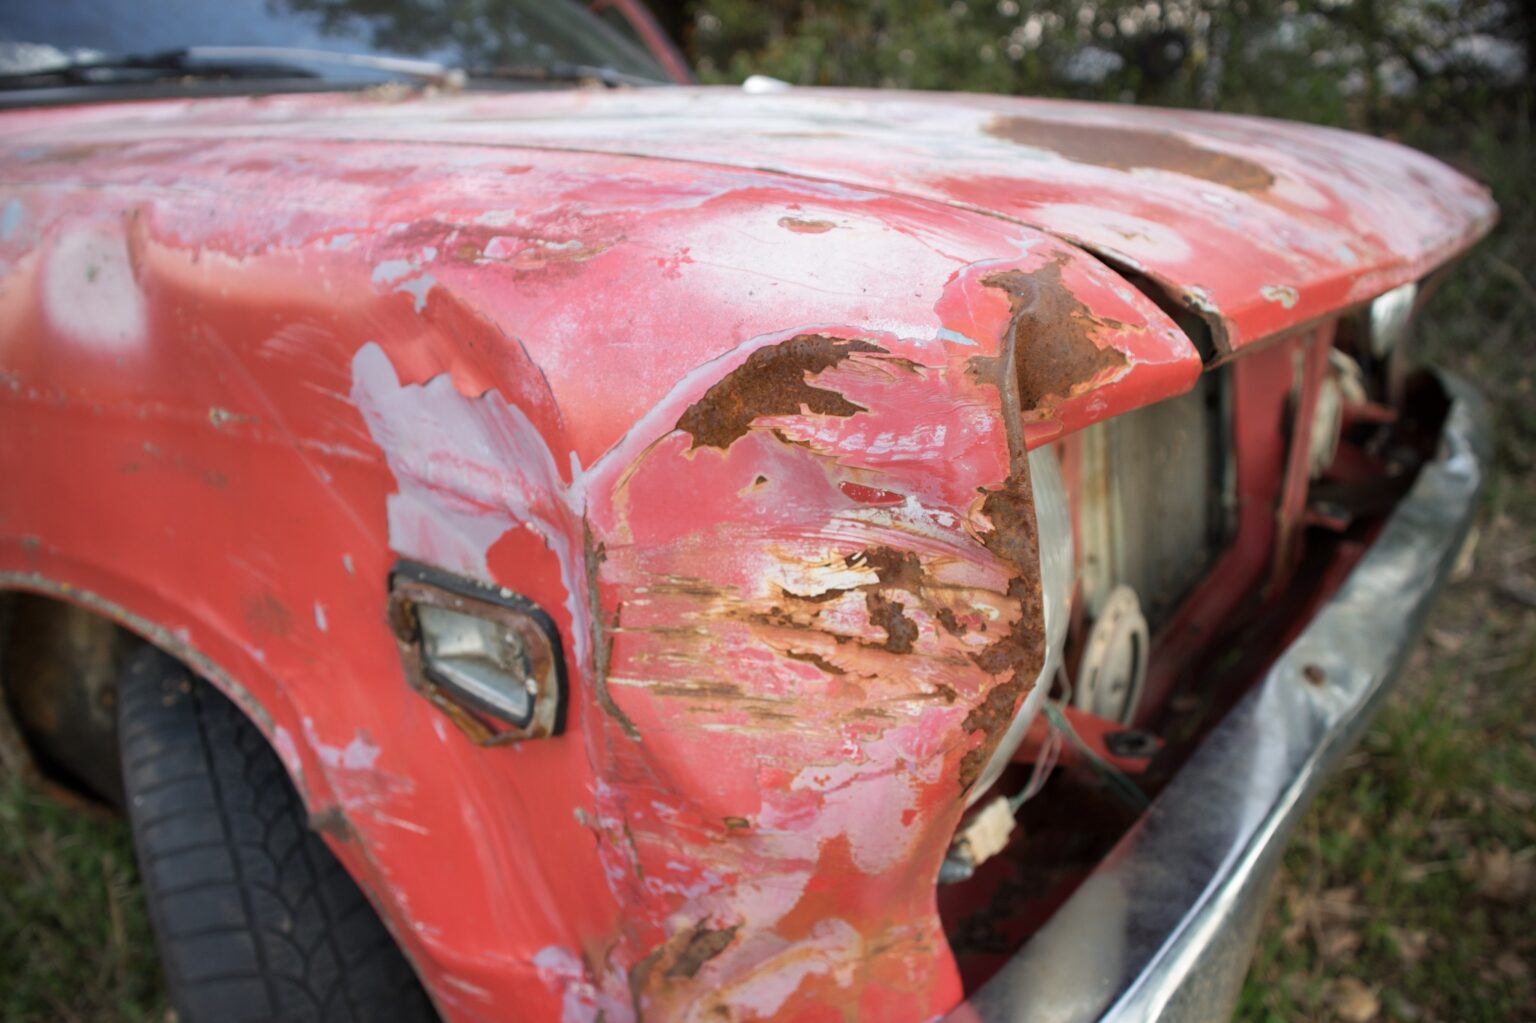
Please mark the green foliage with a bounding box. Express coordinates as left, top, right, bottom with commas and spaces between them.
689, 0, 1530, 133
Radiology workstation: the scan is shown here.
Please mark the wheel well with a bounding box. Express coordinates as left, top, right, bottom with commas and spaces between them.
0, 590, 147, 809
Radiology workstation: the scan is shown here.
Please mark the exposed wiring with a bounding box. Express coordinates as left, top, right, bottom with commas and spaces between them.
1009, 712, 1061, 812
1042, 700, 1151, 812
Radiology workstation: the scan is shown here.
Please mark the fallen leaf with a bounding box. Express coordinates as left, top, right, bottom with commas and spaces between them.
1388, 926, 1431, 965
1495, 951, 1529, 980
1319, 925, 1363, 958
1402, 856, 1460, 882
1281, 891, 1313, 948
1493, 783, 1534, 812
1428, 626, 1468, 652
1461, 844, 1536, 901
1320, 885, 1362, 916
1329, 976, 1380, 1022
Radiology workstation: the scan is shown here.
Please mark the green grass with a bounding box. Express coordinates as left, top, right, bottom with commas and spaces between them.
0, 778, 166, 1021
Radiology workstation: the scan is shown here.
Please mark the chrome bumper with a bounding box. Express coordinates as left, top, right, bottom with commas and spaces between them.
949, 373, 1492, 1023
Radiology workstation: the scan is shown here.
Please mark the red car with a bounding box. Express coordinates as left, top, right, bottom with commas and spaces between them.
0, 2, 1494, 1021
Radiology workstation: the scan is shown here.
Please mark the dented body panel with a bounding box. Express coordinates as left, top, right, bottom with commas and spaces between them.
0, 84, 1493, 1021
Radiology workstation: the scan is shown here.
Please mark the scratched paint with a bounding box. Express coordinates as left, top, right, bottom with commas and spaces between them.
0, 82, 1491, 1023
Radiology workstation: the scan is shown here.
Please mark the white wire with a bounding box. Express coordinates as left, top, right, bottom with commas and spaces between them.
1010, 665, 1072, 811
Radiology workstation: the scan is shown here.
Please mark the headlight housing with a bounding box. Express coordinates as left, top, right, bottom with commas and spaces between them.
1368, 282, 1417, 357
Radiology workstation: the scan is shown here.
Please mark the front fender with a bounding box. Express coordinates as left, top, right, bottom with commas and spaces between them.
570, 247, 1196, 1019
0, 129, 1199, 1022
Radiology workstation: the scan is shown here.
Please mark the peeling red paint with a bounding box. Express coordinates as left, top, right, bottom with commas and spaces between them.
0, 81, 1491, 1023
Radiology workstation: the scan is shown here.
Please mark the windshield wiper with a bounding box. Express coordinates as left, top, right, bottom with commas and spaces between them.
464, 61, 663, 88
0, 46, 462, 90
0, 44, 662, 95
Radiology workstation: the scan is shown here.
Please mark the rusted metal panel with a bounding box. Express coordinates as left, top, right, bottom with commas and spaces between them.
0, 83, 1490, 1022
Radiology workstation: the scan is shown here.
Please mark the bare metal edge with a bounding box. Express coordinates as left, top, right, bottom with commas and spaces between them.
950, 370, 1492, 1023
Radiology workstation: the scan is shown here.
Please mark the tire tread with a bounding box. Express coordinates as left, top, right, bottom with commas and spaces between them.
118, 648, 437, 1023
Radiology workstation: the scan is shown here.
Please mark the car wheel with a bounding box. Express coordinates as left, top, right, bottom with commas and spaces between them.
118, 646, 438, 1022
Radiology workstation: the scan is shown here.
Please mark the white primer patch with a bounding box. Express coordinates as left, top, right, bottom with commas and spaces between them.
272, 726, 304, 779
349, 341, 591, 667
43, 223, 147, 351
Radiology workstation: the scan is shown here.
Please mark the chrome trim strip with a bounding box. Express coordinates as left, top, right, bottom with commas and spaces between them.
951, 373, 1492, 1023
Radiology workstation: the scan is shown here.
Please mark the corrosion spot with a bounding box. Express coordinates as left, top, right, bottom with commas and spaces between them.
785, 650, 847, 676
975, 260, 1128, 413
586, 524, 639, 741
777, 215, 836, 234
666, 925, 739, 979
676, 334, 884, 450
778, 586, 848, 606
865, 592, 918, 655
208, 406, 257, 428
936, 607, 965, 636
244, 593, 294, 637
958, 478, 1047, 791
651, 681, 744, 699
985, 115, 1274, 191
850, 546, 925, 592
308, 807, 353, 842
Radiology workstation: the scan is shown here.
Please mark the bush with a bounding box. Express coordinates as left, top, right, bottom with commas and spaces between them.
685, 0, 1531, 136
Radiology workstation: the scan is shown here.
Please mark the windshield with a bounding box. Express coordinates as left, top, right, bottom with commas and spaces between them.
0, 0, 670, 85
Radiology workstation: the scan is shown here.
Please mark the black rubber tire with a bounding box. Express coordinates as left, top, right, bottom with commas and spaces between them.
117, 646, 439, 1023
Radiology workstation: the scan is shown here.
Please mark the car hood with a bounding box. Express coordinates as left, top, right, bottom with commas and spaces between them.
2, 84, 1494, 351
468, 86, 1494, 351
0, 81, 1486, 350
